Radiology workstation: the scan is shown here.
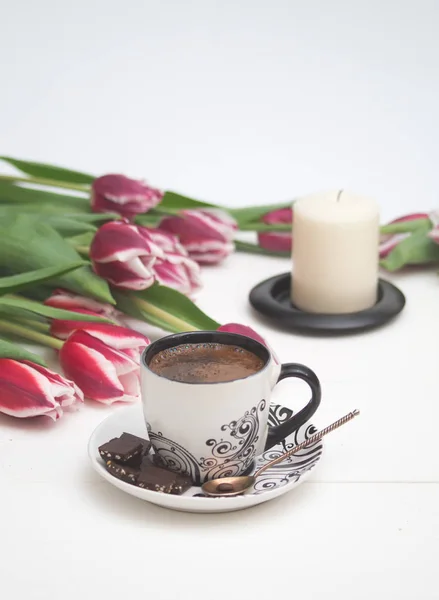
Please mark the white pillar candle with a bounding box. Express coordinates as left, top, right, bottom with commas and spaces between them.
291, 190, 380, 314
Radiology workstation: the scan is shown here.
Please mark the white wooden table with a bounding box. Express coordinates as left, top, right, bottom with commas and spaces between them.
1, 252, 438, 600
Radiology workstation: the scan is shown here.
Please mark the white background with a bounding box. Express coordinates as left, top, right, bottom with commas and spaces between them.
1, 0, 439, 219
1, 2, 439, 600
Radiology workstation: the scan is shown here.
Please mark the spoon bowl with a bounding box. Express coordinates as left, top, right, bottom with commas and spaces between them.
201, 475, 256, 497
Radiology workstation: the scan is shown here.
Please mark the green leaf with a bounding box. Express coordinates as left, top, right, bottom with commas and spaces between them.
0, 202, 90, 218
229, 202, 292, 225
160, 190, 217, 210
67, 231, 95, 247
63, 212, 119, 222
380, 218, 431, 235
0, 156, 95, 185
0, 214, 114, 303
113, 285, 220, 334
235, 239, 290, 257
0, 181, 89, 205
0, 202, 91, 216
44, 217, 96, 236
0, 296, 112, 323
238, 222, 291, 232
0, 338, 47, 365
134, 212, 167, 228
0, 206, 106, 236
0, 262, 86, 295
380, 227, 439, 271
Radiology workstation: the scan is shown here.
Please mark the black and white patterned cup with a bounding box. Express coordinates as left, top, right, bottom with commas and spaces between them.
141, 331, 321, 485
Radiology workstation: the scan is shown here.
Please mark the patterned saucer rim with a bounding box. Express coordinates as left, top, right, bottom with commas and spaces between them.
88, 403, 323, 513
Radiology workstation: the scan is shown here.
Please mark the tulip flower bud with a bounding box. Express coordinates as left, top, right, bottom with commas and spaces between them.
90, 221, 164, 290
427, 211, 439, 244
45, 289, 122, 320
0, 359, 83, 420
257, 207, 293, 253
147, 229, 202, 296
59, 328, 149, 405
91, 174, 163, 219
159, 209, 237, 264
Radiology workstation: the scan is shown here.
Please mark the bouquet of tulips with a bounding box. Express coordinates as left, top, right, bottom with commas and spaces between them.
0, 155, 438, 423
0, 156, 283, 421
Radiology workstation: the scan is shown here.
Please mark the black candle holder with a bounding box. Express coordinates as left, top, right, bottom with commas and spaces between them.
249, 273, 406, 334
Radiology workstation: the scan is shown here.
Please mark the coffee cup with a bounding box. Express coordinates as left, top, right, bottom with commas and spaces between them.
141, 330, 321, 485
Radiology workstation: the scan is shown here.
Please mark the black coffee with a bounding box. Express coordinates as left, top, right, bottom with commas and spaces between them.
148, 343, 264, 383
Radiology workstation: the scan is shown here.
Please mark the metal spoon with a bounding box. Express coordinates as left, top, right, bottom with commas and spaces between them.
201, 409, 360, 497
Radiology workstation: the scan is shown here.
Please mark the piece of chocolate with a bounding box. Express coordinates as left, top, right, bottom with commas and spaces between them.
137, 458, 192, 495
105, 460, 140, 484
98, 432, 151, 465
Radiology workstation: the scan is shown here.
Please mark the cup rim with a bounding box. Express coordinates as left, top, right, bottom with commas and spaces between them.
141, 330, 271, 385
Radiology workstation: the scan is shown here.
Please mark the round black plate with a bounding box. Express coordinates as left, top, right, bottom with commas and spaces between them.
249, 273, 406, 334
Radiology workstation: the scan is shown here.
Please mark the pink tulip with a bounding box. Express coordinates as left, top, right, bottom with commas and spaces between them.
379, 213, 430, 258
90, 221, 164, 290
218, 323, 279, 365
60, 328, 150, 404
45, 289, 128, 339
427, 211, 439, 244
0, 359, 83, 420
257, 207, 292, 253
147, 229, 202, 295
45, 289, 122, 321
429, 226, 439, 244
91, 174, 163, 219
159, 209, 237, 264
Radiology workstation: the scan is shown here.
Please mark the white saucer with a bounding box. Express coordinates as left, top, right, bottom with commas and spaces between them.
88, 403, 323, 513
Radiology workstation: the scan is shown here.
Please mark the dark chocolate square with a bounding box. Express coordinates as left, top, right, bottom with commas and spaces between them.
137, 458, 192, 495
98, 432, 151, 466
105, 460, 140, 484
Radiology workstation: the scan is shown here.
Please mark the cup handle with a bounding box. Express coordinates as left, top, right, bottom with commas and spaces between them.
264, 363, 321, 451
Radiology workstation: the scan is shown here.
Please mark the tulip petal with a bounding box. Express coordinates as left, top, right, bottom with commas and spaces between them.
428, 226, 439, 244
90, 222, 163, 263
68, 323, 149, 353
90, 222, 160, 263
0, 359, 70, 419
258, 232, 292, 253
94, 258, 155, 290
92, 174, 163, 218
27, 362, 84, 406
90, 222, 164, 290
45, 290, 120, 320
159, 209, 237, 265
66, 330, 139, 374
153, 257, 202, 295
117, 372, 141, 402
218, 323, 268, 347
60, 337, 126, 403
218, 323, 280, 365
161, 209, 237, 244
262, 207, 293, 225
184, 240, 235, 264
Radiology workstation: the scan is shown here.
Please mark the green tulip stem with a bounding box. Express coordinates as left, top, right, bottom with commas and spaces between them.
234, 239, 290, 257
238, 222, 291, 232
72, 245, 91, 256
0, 174, 89, 193
133, 297, 199, 333
0, 319, 63, 350
17, 319, 51, 333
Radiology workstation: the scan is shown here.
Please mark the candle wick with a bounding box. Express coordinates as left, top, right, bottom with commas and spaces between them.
337, 189, 343, 202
